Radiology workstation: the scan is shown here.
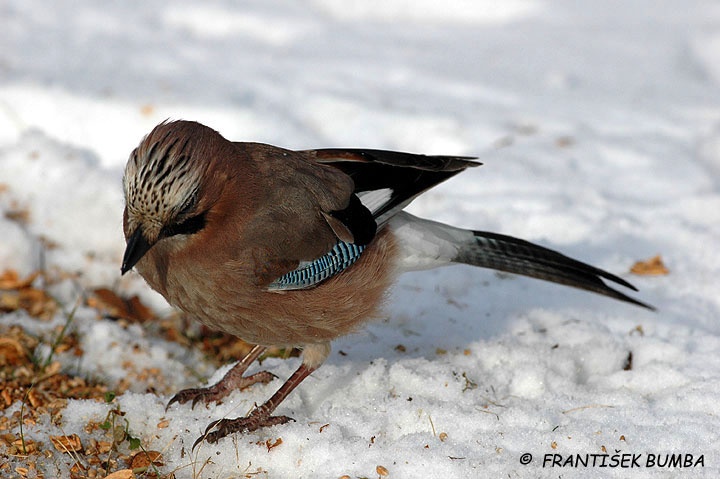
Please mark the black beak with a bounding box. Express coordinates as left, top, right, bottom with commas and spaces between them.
121, 228, 153, 275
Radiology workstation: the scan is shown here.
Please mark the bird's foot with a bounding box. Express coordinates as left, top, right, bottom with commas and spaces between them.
166, 371, 276, 410
193, 412, 294, 449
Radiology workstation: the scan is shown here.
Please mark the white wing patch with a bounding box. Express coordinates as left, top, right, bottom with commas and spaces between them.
357, 188, 393, 214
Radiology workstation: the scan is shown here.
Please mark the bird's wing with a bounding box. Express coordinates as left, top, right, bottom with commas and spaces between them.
266, 148, 478, 291
310, 148, 479, 227
267, 241, 366, 291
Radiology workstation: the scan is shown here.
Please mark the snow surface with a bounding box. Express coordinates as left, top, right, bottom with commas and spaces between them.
2, 0, 720, 477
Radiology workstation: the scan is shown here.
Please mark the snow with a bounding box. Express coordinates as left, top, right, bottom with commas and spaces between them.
2, 0, 720, 477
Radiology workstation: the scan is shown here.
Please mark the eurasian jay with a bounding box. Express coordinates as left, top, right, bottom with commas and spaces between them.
121, 120, 651, 446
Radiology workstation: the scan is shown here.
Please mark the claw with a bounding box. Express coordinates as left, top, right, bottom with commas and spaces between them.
166, 371, 277, 412
191, 393, 206, 410
192, 435, 204, 452
165, 387, 210, 411
191, 418, 223, 451
189, 359, 315, 449
165, 392, 184, 412
204, 418, 223, 435
192, 414, 295, 449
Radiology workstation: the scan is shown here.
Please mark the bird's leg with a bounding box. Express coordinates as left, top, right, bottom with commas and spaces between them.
193, 361, 316, 448
167, 344, 273, 410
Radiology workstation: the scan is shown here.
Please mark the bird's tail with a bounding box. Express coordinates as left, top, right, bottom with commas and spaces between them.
390, 212, 653, 310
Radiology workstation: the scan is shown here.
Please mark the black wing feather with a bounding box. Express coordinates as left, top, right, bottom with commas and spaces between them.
327, 194, 377, 246
311, 148, 479, 226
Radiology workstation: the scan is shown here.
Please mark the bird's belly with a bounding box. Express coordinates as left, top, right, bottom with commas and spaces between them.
166, 229, 399, 347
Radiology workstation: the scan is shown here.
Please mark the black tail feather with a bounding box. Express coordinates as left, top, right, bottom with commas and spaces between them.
455, 230, 654, 310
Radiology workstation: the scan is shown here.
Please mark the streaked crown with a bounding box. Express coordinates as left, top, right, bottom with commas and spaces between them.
123, 121, 206, 240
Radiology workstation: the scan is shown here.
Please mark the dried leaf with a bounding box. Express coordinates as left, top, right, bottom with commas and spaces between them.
51, 434, 83, 453
26, 389, 43, 408
102, 470, 136, 479
125, 296, 154, 322
130, 450, 163, 469
13, 438, 38, 453
0, 272, 57, 318
0, 337, 25, 366
0, 270, 39, 290
630, 255, 669, 276
0, 291, 20, 311
1, 388, 12, 407
5, 208, 31, 225
89, 289, 154, 322
97, 441, 113, 454
265, 437, 283, 452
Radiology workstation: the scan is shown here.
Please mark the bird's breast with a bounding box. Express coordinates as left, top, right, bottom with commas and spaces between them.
140, 229, 400, 347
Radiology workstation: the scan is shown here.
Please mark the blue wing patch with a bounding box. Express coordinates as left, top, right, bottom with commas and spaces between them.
267, 241, 365, 291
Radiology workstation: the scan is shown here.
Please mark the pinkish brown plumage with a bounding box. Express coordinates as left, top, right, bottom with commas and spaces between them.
122, 120, 651, 446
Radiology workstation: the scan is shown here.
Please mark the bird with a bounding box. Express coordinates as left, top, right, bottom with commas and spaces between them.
121, 120, 652, 447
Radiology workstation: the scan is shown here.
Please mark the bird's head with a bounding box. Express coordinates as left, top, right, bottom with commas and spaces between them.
121, 120, 221, 275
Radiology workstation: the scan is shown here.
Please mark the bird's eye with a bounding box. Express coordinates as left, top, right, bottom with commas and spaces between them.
177, 192, 198, 218
161, 211, 207, 238
159, 191, 205, 239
